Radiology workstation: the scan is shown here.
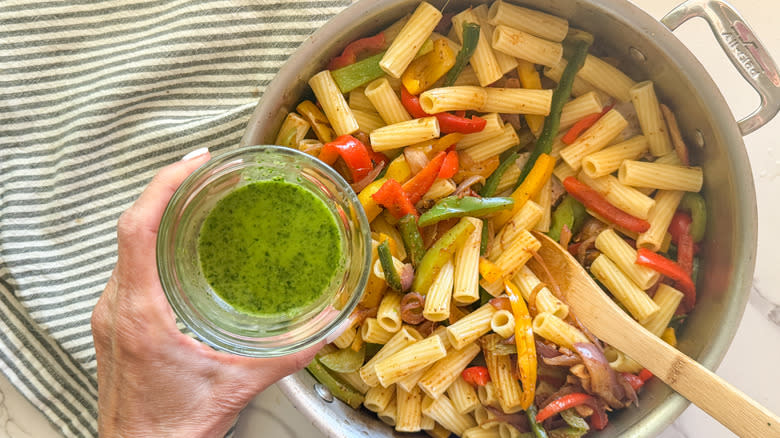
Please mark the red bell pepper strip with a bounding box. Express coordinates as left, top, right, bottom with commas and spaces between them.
328, 32, 386, 70
371, 179, 418, 218
318, 135, 374, 182
668, 211, 692, 245
438, 150, 459, 179
677, 226, 695, 279
561, 112, 601, 145
563, 177, 651, 233
636, 248, 696, 309
638, 368, 654, 382
536, 392, 608, 430
461, 366, 491, 386
401, 86, 487, 134
402, 151, 446, 204
622, 372, 645, 391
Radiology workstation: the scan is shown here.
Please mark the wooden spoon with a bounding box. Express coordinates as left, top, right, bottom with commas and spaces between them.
526, 231, 780, 437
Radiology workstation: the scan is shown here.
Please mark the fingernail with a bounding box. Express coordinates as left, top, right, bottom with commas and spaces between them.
181, 147, 209, 161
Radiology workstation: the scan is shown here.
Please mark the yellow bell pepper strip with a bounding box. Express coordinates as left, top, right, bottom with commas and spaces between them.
430, 133, 464, 155
442, 22, 480, 87
402, 39, 456, 95
412, 218, 476, 293
516, 35, 591, 187
478, 257, 503, 283
358, 178, 388, 223
504, 279, 536, 410
516, 60, 545, 136
296, 100, 335, 143
385, 155, 412, 182
662, 327, 677, 347
331, 39, 434, 93
493, 153, 556, 229
360, 241, 387, 307
306, 357, 364, 409
454, 153, 500, 184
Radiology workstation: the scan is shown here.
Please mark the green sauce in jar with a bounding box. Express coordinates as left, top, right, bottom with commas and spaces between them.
197, 180, 342, 316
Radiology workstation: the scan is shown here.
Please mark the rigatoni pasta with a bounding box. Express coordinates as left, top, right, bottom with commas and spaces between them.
365, 77, 412, 124
380, 2, 442, 78
618, 160, 704, 192
309, 70, 360, 136
491, 25, 563, 67
590, 254, 660, 324
629, 81, 673, 156
370, 116, 440, 151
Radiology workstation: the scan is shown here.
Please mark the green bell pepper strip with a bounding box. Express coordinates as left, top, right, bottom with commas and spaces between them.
560, 409, 589, 432
417, 196, 514, 227
306, 357, 364, 409
479, 219, 490, 256
515, 37, 592, 189
319, 345, 366, 373
399, 214, 425, 267
547, 195, 587, 242
412, 218, 476, 293
527, 403, 550, 438
679, 192, 706, 242
442, 22, 480, 87
377, 240, 403, 291
332, 40, 434, 93
480, 151, 519, 197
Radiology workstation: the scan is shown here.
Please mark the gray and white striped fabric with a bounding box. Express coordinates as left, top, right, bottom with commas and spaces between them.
0, 1, 351, 436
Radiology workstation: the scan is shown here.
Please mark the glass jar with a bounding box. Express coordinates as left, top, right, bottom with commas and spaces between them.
157, 146, 371, 357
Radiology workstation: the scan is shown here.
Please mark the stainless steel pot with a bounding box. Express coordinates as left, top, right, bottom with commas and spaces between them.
241, 0, 780, 436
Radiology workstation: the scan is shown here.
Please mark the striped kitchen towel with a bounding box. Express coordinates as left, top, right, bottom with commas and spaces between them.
0, 0, 351, 436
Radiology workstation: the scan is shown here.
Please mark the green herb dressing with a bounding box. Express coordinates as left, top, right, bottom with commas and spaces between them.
198, 180, 342, 316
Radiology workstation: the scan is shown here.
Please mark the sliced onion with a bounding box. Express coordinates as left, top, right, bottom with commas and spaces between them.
400, 292, 425, 325
573, 342, 625, 409
399, 263, 414, 292
454, 175, 485, 196
404, 147, 429, 175
350, 161, 384, 193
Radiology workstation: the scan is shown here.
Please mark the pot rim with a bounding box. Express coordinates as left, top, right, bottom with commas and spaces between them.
244, 0, 759, 436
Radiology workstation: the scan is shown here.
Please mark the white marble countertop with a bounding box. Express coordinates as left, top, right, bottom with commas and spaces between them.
1, 0, 778, 437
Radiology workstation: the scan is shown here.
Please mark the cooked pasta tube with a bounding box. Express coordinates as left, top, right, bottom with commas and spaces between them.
462, 124, 520, 163
513, 266, 568, 319
297, 139, 323, 157
578, 54, 637, 102
309, 70, 359, 136
423, 258, 455, 321
370, 117, 440, 152
419, 86, 488, 113
365, 77, 412, 124
361, 326, 422, 386
559, 91, 603, 130
421, 413, 435, 431
487, 200, 543, 261
365, 384, 397, 412
490, 310, 515, 339
453, 65, 481, 87
482, 334, 523, 413
603, 345, 643, 374
629, 81, 673, 156
532, 175, 552, 232
491, 229, 540, 276
495, 162, 522, 194
332, 326, 357, 349
362, 317, 395, 344
586, 208, 673, 253
453, 218, 483, 305
378, 398, 398, 426
447, 376, 480, 414
487, 0, 569, 42
378, 291, 404, 333
349, 87, 376, 111
451, 9, 503, 86
581, 135, 649, 178
463, 426, 502, 438
478, 88, 553, 115
654, 151, 682, 165
473, 405, 496, 426
549, 133, 567, 159
427, 422, 453, 438
590, 254, 660, 324
492, 25, 563, 68
446, 303, 498, 350
375, 335, 448, 387
472, 4, 518, 74
543, 58, 599, 97
275, 112, 311, 146
397, 366, 431, 393
456, 113, 503, 149
380, 2, 442, 78
351, 108, 386, 133
642, 284, 685, 337
552, 160, 577, 182
478, 381, 500, 408
595, 229, 660, 290
396, 386, 424, 432
638, 189, 684, 252
577, 171, 656, 220
418, 342, 481, 399
422, 178, 457, 202
618, 160, 703, 192
559, 109, 628, 171
532, 312, 589, 351
421, 394, 477, 436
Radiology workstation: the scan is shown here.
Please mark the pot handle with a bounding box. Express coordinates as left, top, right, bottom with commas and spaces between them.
661, 0, 780, 135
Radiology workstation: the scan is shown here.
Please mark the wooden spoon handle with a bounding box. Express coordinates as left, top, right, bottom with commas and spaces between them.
605, 324, 780, 437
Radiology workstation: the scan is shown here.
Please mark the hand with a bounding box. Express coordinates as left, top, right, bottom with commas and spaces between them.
91, 149, 323, 438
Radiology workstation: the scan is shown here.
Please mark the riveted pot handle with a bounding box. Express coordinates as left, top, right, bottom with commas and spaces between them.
662, 0, 780, 135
